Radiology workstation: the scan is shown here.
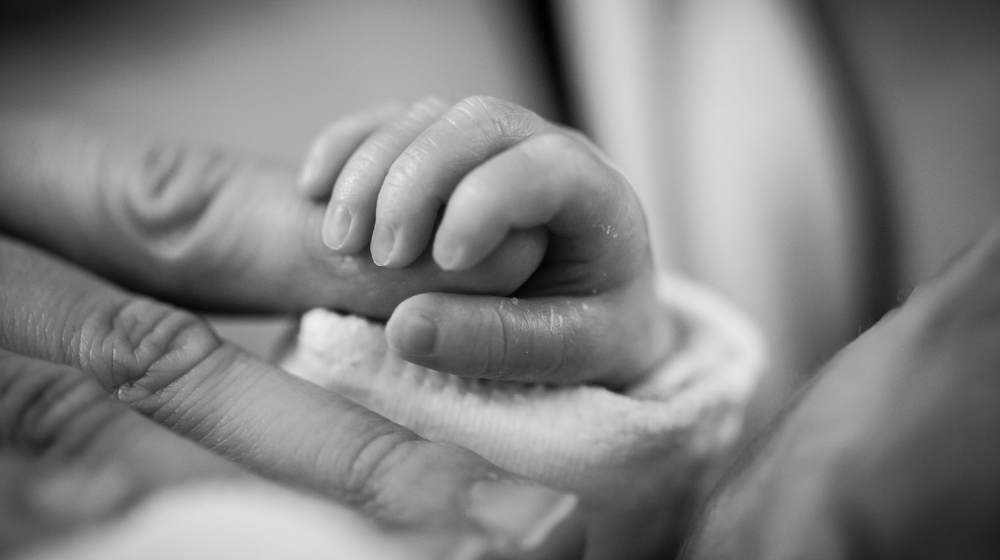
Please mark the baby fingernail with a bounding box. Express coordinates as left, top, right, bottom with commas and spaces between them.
370, 223, 395, 266
391, 314, 437, 356
467, 479, 582, 553
323, 203, 352, 250
434, 239, 464, 271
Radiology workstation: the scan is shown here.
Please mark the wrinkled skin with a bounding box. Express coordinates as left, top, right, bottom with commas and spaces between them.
0, 112, 596, 559
300, 96, 677, 387
0, 95, 667, 557
1, 98, 676, 389
683, 224, 1000, 560
0, 238, 585, 559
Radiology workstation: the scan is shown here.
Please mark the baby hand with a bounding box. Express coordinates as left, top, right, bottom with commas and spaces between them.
300, 96, 679, 387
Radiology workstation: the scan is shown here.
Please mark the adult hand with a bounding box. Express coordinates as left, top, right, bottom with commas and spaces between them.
682, 225, 1000, 559
300, 96, 679, 387
0, 114, 544, 317
0, 235, 584, 559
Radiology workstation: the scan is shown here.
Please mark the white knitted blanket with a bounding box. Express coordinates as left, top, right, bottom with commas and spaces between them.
280, 274, 765, 560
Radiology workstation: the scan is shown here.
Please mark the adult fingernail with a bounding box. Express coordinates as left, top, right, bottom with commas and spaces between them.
323, 203, 352, 250
390, 313, 437, 356
371, 223, 395, 266
467, 479, 583, 554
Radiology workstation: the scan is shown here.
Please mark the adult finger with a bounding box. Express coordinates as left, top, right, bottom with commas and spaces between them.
385, 277, 680, 387
0, 350, 247, 554
324, 97, 450, 253
0, 116, 543, 317
681, 224, 1000, 560
0, 236, 584, 559
0, 351, 246, 485
297, 101, 406, 198
370, 95, 557, 268
0, 352, 569, 560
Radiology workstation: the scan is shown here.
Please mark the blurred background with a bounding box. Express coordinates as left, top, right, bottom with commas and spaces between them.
2, 0, 999, 430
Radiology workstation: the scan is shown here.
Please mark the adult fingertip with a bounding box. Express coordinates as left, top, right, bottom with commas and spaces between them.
386, 311, 438, 357
467, 480, 585, 560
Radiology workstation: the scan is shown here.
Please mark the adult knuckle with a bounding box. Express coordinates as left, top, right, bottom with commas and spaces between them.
339, 428, 423, 513
495, 303, 579, 382
0, 353, 110, 453
109, 140, 240, 267
78, 297, 221, 412
486, 301, 570, 380
519, 304, 574, 381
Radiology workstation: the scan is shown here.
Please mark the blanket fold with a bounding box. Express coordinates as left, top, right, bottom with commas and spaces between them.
280, 273, 765, 560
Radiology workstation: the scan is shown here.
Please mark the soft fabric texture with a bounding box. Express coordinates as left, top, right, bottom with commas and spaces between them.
280, 274, 765, 560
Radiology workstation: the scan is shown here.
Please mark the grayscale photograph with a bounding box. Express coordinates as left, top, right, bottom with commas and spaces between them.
1, 1, 998, 558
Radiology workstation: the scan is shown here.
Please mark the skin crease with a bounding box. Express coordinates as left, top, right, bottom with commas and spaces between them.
3, 0, 997, 557
301, 96, 680, 387
682, 224, 1000, 560
0, 117, 547, 318
0, 236, 587, 560
0, 103, 679, 387
0, 352, 552, 560
0, 92, 678, 560
0, 90, 691, 557
0, 94, 666, 558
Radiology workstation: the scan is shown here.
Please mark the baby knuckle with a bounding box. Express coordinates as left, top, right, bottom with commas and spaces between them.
347, 143, 389, 173
457, 94, 501, 112
409, 96, 449, 119
454, 95, 501, 123
381, 157, 419, 196
451, 95, 530, 141
525, 133, 581, 161
337, 150, 388, 194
